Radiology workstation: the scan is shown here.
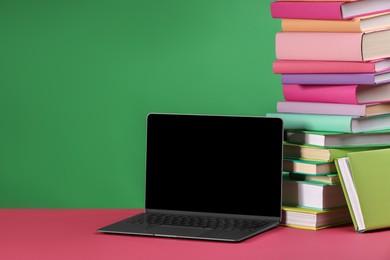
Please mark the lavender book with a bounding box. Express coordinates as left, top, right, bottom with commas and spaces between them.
281, 70, 390, 85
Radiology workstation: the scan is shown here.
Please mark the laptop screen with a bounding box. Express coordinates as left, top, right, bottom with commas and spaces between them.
145, 113, 283, 218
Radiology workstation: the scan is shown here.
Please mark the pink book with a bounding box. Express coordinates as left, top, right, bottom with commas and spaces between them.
273, 59, 390, 74
275, 31, 390, 61
282, 83, 390, 104
270, 1, 390, 20
276, 101, 390, 116
276, 0, 357, 1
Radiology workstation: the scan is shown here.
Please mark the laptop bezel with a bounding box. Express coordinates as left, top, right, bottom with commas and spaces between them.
144, 112, 284, 222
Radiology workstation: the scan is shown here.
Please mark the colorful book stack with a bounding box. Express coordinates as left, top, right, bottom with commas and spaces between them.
267, 0, 390, 230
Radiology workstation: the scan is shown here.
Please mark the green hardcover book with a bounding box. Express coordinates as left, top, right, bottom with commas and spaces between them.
335, 148, 390, 232
285, 129, 390, 148
266, 112, 390, 133
283, 158, 336, 175
283, 142, 379, 162
288, 172, 340, 185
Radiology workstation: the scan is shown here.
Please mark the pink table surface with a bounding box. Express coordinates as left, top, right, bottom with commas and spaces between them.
1, 209, 390, 260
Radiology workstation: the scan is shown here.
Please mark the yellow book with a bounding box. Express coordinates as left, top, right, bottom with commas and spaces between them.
281, 206, 352, 230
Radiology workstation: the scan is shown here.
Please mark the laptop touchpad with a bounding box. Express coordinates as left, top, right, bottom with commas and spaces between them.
147, 225, 211, 237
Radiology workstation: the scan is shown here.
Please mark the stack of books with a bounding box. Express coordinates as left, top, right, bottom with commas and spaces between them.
268, 0, 390, 230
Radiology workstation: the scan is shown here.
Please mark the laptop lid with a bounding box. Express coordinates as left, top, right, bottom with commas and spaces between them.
145, 113, 283, 220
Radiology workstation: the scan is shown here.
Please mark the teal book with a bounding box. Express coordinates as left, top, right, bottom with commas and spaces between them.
335, 148, 390, 232
266, 112, 390, 133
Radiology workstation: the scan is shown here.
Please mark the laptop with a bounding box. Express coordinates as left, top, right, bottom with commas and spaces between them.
97, 113, 284, 242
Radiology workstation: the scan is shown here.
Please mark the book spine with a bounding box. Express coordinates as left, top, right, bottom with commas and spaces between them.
275, 32, 364, 61
282, 84, 360, 104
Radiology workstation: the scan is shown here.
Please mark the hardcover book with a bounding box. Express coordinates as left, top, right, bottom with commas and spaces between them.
282, 83, 390, 105
281, 205, 351, 230
281, 12, 390, 32
273, 59, 390, 74
283, 159, 336, 175
285, 129, 390, 148
270, 0, 390, 20
276, 0, 357, 1
335, 148, 390, 232
281, 70, 390, 85
277, 101, 390, 117
288, 172, 340, 185
275, 30, 390, 61
283, 142, 381, 162
266, 112, 390, 133
282, 177, 347, 210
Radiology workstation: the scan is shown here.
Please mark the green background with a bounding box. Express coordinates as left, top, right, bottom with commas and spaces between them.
0, 0, 281, 208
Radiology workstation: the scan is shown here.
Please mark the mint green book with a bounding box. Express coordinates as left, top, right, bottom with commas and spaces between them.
335, 148, 390, 232
266, 112, 390, 133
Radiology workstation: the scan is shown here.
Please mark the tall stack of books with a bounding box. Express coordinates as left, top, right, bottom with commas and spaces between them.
268, 0, 390, 230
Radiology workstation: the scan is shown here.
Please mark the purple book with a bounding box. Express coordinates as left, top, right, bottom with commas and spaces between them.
281, 70, 390, 85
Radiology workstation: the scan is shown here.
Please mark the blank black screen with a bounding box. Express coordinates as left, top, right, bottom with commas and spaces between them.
145, 113, 283, 217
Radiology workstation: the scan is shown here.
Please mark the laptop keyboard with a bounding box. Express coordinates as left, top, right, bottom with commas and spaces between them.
127, 213, 270, 232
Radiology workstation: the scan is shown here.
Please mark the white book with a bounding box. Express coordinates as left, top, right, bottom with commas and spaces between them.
335, 158, 365, 230
282, 178, 347, 209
